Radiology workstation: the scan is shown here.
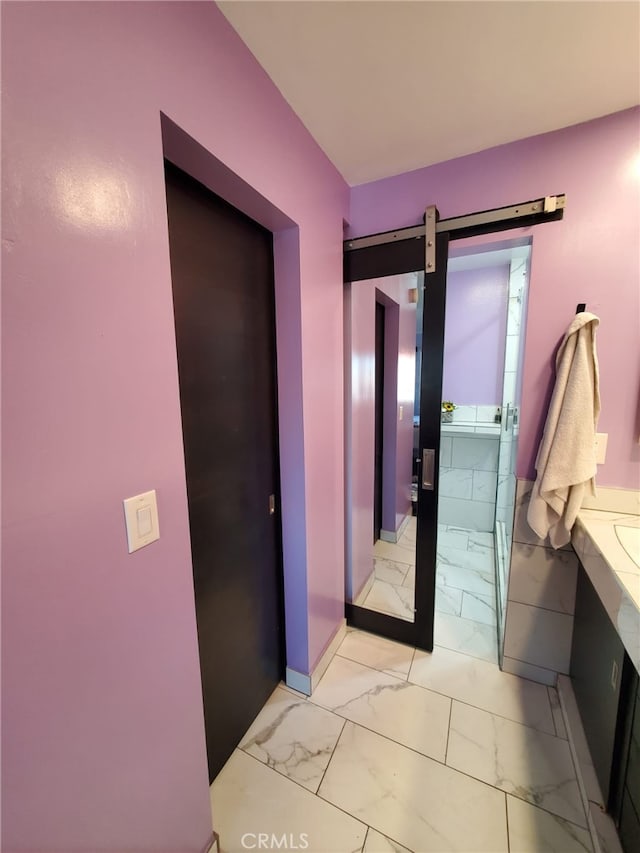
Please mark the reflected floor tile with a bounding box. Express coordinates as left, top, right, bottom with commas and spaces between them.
318, 722, 508, 852
239, 686, 344, 792
435, 611, 498, 663
437, 526, 470, 551
363, 579, 414, 621
363, 828, 412, 853
467, 531, 496, 552
408, 646, 555, 735
507, 795, 593, 852
310, 656, 450, 762
402, 565, 415, 589
211, 750, 366, 852
374, 557, 411, 586
438, 563, 495, 597
435, 584, 463, 616
437, 544, 495, 575
447, 702, 586, 828
373, 540, 416, 566
548, 686, 568, 739
461, 590, 496, 626
336, 629, 414, 679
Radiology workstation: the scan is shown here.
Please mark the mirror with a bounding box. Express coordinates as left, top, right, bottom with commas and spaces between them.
345, 272, 422, 623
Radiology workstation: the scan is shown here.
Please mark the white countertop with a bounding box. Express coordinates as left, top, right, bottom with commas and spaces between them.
573, 509, 640, 671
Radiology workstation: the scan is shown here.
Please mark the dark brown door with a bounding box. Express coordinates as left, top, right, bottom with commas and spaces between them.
164, 161, 284, 782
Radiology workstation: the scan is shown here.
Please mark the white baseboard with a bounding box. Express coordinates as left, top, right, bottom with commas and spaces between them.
380, 512, 411, 543
285, 619, 347, 696
354, 569, 375, 606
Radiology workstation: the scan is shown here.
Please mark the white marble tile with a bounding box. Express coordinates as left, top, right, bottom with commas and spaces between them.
451, 404, 476, 422
477, 404, 500, 423
461, 590, 497, 626
409, 646, 555, 735
504, 334, 520, 373
436, 583, 464, 616
451, 436, 499, 471
447, 702, 586, 828
508, 542, 579, 614
363, 579, 415, 622
434, 611, 498, 663
503, 370, 517, 401
363, 828, 412, 853
467, 530, 495, 552
438, 495, 496, 531
238, 687, 344, 792
374, 557, 410, 586
211, 749, 366, 852
501, 655, 558, 687
503, 601, 573, 674
402, 564, 415, 589
373, 539, 416, 566
548, 686, 568, 739
439, 436, 452, 468
310, 656, 450, 762
506, 795, 593, 852
318, 722, 509, 853
437, 544, 494, 575
472, 469, 498, 503
438, 562, 495, 596
439, 467, 473, 499
336, 629, 414, 679
437, 525, 469, 550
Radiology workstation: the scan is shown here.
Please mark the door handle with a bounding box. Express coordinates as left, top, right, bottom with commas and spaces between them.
421, 448, 435, 490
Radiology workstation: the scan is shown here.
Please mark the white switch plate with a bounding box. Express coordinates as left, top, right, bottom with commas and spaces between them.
595, 433, 608, 465
123, 489, 160, 553
399, 405, 404, 421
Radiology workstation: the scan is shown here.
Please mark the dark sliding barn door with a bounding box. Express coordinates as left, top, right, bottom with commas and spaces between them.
373, 301, 385, 543
164, 161, 284, 782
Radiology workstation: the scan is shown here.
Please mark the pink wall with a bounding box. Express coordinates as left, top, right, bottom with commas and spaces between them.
444, 265, 510, 405
347, 275, 416, 600
1, 3, 348, 851
349, 108, 640, 489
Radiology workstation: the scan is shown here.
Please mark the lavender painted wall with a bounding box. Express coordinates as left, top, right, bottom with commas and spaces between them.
1, 3, 348, 851
443, 265, 510, 405
349, 108, 640, 489
347, 275, 416, 600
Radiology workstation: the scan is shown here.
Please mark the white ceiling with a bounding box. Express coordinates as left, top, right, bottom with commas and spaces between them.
218, 1, 640, 185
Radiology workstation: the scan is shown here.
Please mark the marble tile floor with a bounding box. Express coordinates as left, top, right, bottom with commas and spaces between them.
210, 629, 593, 853
361, 524, 499, 664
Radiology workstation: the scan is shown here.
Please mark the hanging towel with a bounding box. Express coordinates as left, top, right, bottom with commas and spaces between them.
527, 312, 601, 548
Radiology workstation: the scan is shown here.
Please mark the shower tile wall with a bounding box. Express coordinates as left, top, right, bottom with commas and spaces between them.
439, 425, 499, 532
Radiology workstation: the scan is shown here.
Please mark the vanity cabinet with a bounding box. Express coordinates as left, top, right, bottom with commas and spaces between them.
618, 683, 640, 852
570, 562, 627, 804
570, 561, 640, 852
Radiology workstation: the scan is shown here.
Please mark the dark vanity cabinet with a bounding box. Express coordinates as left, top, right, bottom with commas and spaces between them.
570, 562, 640, 852
617, 683, 640, 852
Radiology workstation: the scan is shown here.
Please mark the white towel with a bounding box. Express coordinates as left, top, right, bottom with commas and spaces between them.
527, 312, 601, 548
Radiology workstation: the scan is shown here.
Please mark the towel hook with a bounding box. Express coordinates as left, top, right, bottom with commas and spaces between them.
576, 303, 586, 313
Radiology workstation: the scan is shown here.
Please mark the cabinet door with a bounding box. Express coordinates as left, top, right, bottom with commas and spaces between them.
570, 564, 626, 805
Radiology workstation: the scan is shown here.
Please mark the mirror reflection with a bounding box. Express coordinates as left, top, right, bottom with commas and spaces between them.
346, 272, 422, 622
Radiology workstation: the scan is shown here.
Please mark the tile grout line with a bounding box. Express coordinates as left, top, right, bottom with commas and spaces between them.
505, 792, 511, 853
444, 697, 453, 765
314, 717, 347, 795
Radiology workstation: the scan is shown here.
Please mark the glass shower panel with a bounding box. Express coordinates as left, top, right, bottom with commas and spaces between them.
495, 252, 530, 659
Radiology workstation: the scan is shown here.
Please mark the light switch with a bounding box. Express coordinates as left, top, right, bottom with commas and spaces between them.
595, 433, 608, 465
123, 490, 160, 553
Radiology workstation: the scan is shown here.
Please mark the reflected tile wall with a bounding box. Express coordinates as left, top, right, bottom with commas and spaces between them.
502, 479, 579, 683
